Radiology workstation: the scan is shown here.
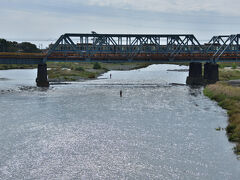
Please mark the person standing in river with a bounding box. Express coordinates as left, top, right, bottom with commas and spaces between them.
120, 90, 122, 97
110, 74, 112, 79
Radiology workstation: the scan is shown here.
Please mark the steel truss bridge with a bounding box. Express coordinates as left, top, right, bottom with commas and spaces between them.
1, 33, 240, 64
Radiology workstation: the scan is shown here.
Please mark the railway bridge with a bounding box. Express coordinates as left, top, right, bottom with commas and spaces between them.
0, 33, 240, 87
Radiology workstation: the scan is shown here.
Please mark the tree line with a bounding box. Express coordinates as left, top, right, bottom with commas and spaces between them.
0, 38, 40, 53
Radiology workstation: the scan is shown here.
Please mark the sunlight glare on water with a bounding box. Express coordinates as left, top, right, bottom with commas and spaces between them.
0, 64, 239, 179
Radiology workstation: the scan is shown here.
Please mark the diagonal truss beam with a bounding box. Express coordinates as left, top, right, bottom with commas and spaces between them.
206, 34, 240, 62
45, 33, 227, 62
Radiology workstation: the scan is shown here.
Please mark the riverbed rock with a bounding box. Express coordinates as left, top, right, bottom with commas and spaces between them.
228, 79, 240, 87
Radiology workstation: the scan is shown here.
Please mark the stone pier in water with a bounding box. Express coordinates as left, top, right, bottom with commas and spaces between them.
36, 64, 49, 87
186, 62, 219, 85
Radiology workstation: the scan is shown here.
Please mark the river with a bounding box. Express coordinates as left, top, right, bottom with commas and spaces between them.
0, 64, 239, 179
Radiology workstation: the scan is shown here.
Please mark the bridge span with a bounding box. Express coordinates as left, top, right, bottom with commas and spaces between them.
0, 33, 240, 87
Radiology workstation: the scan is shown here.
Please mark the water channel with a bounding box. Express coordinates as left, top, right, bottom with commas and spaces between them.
0, 64, 239, 179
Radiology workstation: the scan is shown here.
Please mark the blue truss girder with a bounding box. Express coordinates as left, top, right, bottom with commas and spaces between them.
206, 34, 240, 61
46, 33, 204, 61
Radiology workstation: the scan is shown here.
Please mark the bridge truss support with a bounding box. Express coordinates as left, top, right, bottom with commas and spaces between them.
36, 64, 49, 87
46, 33, 203, 62
186, 62, 204, 85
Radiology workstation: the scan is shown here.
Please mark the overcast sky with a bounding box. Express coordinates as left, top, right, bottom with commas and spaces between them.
0, 0, 239, 47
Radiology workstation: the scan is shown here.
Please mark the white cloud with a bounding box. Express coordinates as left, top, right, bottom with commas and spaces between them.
3, 0, 240, 16
83, 0, 240, 16
1, 0, 240, 47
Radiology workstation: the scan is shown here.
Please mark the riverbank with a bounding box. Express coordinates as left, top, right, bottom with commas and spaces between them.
204, 67, 240, 155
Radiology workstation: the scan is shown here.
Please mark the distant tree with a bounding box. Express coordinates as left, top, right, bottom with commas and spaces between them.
8, 41, 19, 52
0, 39, 8, 52
0, 39, 41, 53
18, 42, 40, 53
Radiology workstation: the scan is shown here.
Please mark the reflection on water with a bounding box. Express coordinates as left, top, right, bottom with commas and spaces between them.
0, 64, 239, 180
188, 87, 203, 97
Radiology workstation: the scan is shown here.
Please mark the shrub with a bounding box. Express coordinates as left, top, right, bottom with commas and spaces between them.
219, 63, 225, 69
88, 74, 95, 78
226, 124, 237, 134
75, 66, 84, 71
93, 62, 101, 69
234, 144, 240, 155
232, 63, 237, 69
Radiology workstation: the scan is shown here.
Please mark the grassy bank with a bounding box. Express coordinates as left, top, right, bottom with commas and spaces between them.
0, 64, 36, 70
46, 62, 151, 81
204, 67, 240, 155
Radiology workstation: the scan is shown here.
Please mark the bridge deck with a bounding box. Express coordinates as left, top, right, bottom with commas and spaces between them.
0, 52, 240, 64
0, 53, 45, 64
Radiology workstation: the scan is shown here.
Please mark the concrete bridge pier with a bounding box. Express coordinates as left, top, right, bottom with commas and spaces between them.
204, 63, 219, 84
36, 64, 49, 87
186, 62, 204, 85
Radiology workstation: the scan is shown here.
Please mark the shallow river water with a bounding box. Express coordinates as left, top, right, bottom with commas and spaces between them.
0, 64, 239, 179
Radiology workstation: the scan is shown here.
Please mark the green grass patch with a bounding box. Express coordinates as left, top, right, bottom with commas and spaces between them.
75, 66, 84, 71
218, 62, 240, 69
219, 69, 240, 81
47, 67, 98, 81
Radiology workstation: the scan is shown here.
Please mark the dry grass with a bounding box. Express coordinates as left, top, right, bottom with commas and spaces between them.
207, 82, 240, 99
204, 81, 240, 155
